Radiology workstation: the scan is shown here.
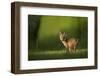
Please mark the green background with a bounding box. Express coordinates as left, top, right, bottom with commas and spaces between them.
28, 15, 88, 60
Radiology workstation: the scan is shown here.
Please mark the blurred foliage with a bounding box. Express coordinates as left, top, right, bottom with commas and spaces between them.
28, 15, 41, 49
28, 15, 88, 60
38, 16, 88, 50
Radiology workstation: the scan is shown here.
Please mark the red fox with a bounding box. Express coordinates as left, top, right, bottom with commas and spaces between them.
59, 32, 78, 53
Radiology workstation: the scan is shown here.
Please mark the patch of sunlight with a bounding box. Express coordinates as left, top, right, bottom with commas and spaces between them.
29, 48, 87, 55
30, 50, 66, 55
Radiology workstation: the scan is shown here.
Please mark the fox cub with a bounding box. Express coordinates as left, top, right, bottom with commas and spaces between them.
59, 32, 78, 53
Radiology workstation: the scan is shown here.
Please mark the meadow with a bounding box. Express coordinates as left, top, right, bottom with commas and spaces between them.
28, 15, 88, 60
28, 49, 87, 60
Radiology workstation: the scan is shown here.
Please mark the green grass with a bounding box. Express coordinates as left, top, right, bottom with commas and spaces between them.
28, 15, 88, 61
28, 49, 88, 60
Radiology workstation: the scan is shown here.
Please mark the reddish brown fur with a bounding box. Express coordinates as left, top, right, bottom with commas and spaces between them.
59, 32, 78, 53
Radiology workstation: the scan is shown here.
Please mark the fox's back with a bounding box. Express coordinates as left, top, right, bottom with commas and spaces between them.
59, 32, 78, 49
67, 38, 78, 48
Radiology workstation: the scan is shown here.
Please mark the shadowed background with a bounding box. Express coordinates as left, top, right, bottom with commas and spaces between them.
28, 15, 88, 60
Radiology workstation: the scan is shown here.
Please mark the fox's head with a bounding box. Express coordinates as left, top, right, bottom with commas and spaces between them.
59, 32, 67, 41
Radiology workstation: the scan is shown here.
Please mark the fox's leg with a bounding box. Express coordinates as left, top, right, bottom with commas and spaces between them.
69, 48, 72, 53
73, 46, 76, 53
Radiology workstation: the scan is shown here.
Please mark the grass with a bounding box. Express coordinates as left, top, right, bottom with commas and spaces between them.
28, 49, 88, 60
28, 15, 88, 61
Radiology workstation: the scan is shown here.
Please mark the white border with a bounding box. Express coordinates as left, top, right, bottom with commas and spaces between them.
20, 6, 95, 70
